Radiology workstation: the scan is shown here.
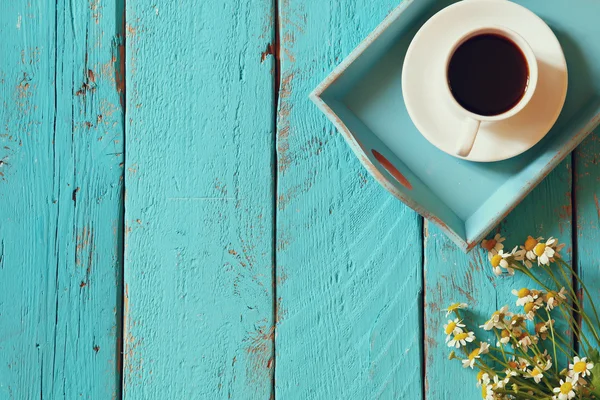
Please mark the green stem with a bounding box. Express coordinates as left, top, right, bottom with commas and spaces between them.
550, 265, 599, 350
559, 303, 595, 351
556, 260, 600, 346
537, 309, 578, 357
517, 263, 595, 352
557, 258, 600, 328
493, 329, 509, 363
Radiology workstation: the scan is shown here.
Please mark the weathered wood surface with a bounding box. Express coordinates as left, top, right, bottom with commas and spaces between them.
122, 0, 275, 399
275, 1, 424, 399
575, 134, 600, 345
0, 0, 125, 399
2, 1, 600, 399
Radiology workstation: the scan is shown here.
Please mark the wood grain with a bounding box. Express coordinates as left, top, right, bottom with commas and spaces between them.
3, 1, 600, 399
276, 1, 424, 398
122, 0, 275, 398
574, 133, 600, 345
424, 158, 573, 399
0, 0, 125, 398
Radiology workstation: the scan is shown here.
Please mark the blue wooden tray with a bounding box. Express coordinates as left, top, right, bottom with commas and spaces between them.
310, 0, 600, 252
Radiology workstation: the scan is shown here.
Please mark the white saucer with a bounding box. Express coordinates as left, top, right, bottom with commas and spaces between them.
402, 0, 568, 162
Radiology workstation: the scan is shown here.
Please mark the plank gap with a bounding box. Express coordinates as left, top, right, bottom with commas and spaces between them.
571, 152, 580, 355
272, 0, 282, 397
420, 217, 426, 400
117, 0, 127, 397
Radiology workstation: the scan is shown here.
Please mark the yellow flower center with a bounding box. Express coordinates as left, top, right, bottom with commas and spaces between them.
508, 361, 518, 369
477, 370, 485, 381
574, 361, 587, 373
560, 382, 573, 394
491, 255, 502, 267
501, 330, 511, 339
454, 332, 468, 341
524, 236, 538, 251
524, 302, 535, 313
531, 367, 541, 376
534, 243, 546, 257
546, 291, 557, 301
447, 303, 460, 312
445, 321, 456, 335
517, 288, 530, 297
468, 348, 480, 360
482, 386, 487, 399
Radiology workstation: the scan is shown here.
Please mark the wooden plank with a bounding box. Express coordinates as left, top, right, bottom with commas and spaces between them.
276, 1, 424, 399
574, 134, 600, 345
0, 1, 125, 399
424, 159, 573, 399
122, 1, 275, 398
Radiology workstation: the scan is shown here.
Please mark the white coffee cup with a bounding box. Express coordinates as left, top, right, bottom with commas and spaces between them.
445, 26, 539, 157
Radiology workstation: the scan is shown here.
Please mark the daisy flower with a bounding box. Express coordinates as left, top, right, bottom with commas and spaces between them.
535, 321, 552, 340
479, 341, 490, 354
476, 370, 490, 388
524, 300, 542, 320
545, 291, 559, 310
444, 318, 465, 342
482, 233, 505, 252
488, 248, 517, 276
462, 348, 481, 369
492, 374, 510, 389
510, 315, 527, 330
512, 288, 534, 306
549, 237, 566, 258
498, 329, 511, 345
447, 331, 475, 348
533, 237, 557, 265
482, 383, 495, 400
516, 332, 536, 352
546, 288, 568, 310
480, 306, 512, 331
516, 236, 543, 268
538, 358, 553, 371
445, 302, 467, 317
526, 359, 552, 383
504, 366, 518, 377
506, 357, 519, 371
569, 357, 594, 379
517, 357, 530, 371
553, 377, 577, 400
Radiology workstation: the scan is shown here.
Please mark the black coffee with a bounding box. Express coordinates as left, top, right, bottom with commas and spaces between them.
447, 33, 529, 116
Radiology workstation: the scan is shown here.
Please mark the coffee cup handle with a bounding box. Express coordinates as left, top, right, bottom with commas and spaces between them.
455, 117, 481, 157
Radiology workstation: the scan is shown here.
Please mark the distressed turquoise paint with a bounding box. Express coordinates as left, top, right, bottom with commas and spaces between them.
0, 1, 124, 399
574, 133, 600, 345
276, 1, 423, 399
3, 1, 600, 399
424, 158, 573, 399
123, 0, 275, 398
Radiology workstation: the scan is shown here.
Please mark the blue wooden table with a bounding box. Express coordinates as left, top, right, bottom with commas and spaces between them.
1, 1, 599, 399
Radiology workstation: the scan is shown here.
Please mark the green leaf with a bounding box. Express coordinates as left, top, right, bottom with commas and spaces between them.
591, 351, 600, 398
590, 348, 600, 364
